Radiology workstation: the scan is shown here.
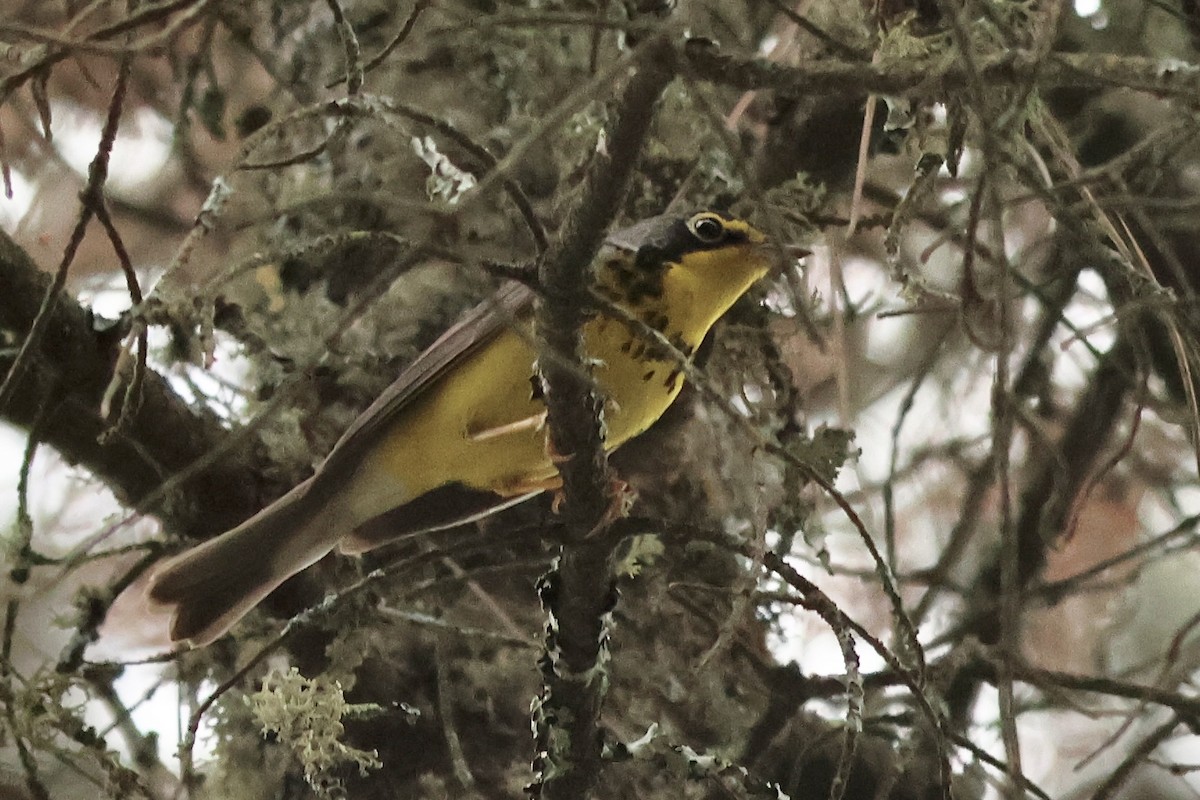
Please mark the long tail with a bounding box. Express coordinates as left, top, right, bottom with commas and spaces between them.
145, 478, 344, 646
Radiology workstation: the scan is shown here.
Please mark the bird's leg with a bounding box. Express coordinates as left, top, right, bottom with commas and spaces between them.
585, 477, 637, 538
537, 400, 632, 532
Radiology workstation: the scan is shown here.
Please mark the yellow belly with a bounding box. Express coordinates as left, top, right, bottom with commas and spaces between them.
344, 316, 683, 523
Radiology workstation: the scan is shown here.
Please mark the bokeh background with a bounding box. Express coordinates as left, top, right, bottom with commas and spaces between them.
4, 1, 1200, 798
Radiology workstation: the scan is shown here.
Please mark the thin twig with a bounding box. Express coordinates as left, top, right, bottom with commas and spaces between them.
324, 0, 363, 95
434, 636, 480, 793
329, 0, 432, 86
0, 57, 130, 413
93, 201, 146, 437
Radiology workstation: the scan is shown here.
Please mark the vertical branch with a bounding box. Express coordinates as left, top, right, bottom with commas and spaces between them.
987, 180, 1024, 795
2, 418, 49, 800
530, 37, 675, 800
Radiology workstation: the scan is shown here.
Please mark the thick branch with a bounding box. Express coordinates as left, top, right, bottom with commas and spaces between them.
0, 229, 264, 540
530, 38, 675, 800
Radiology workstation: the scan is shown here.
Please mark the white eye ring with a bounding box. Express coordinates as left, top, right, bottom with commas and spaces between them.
688, 213, 725, 244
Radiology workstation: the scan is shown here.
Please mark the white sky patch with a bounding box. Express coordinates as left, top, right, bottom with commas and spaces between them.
840, 253, 893, 300
953, 147, 977, 179
1074, 0, 1101, 16
1053, 268, 1116, 394
52, 101, 173, 197
76, 271, 139, 317
758, 33, 780, 57
170, 336, 254, 422
863, 313, 916, 367
728, 392, 753, 417
0, 424, 28, 502
1158, 732, 1200, 795
1059, 268, 1113, 342
1149, 482, 1200, 529
74, 272, 253, 422
0, 168, 34, 231
771, 608, 858, 675
108, 671, 221, 775
940, 185, 968, 205
0, 424, 131, 557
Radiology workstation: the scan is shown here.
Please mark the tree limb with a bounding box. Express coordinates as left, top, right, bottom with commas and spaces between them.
683, 46, 1200, 100
530, 36, 675, 800
0, 228, 265, 540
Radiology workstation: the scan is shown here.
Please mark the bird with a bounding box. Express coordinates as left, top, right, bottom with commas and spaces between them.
145, 210, 772, 645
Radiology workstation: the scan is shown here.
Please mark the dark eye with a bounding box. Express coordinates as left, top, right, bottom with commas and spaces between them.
688, 214, 725, 244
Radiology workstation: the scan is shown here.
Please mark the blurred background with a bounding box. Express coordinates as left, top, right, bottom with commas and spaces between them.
3, 0, 1200, 798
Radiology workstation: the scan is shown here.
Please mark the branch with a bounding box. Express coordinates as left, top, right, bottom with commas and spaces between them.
959, 650, 1200, 761
683, 46, 1200, 100
943, 334, 1137, 724
529, 37, 675, 800
0, 228, 265, 540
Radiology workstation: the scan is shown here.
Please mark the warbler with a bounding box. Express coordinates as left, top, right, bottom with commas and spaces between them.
147, 211, 771, 645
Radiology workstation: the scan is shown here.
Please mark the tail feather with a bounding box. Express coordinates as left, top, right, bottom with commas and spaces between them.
146, 478, 342, 645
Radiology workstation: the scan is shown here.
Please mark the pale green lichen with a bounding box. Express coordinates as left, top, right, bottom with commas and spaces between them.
613, 723, 790, 799
411, 135, 477, 205
876, 14, 947, 67
791, 425, 857, 485
754, 172, 826, 241
616, 534, 665, 578
245, 668, 382, 798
